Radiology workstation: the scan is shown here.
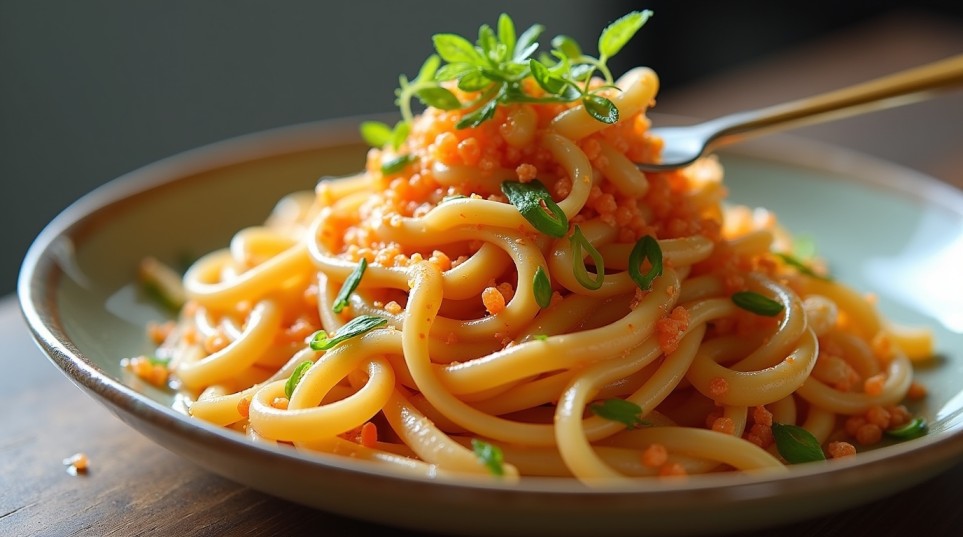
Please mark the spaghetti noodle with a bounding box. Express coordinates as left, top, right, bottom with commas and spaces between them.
134, 11, 933, 484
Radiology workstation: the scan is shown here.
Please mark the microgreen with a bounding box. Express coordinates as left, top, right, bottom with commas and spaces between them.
731, 291, 784, 317
532, 266, 553, 309
360, 10, 654, 148
332, 258, 367, 314
309, 315, 388, 351
284, 360, 314, 399
886, 417, 928, 440
569, 225, 605, 290
628, 235, 663, 291
471, 438, 506, 476
589, 398, 649, 429
500, 179, 569, 237
771, 423, 826, 464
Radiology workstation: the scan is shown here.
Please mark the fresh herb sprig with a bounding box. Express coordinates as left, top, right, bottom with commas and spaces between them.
361, 10, 653, 148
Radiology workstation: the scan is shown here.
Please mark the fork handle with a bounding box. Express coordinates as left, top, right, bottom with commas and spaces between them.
709, 53, 963, 145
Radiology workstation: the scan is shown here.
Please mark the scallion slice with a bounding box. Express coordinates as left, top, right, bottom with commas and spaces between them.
731, 291, 784, 317
628, 235, 663, 291
569, 225, 605, 290
589, 398, 648, 429
309, 315, 388, 351
532, 266, 552, 309
332, 259, 367, 314
284, 360, 314, 399
471, 438, 505, 476
500, 179, 569, 238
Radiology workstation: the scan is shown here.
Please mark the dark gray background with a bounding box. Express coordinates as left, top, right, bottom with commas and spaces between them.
4, 1, 961, 297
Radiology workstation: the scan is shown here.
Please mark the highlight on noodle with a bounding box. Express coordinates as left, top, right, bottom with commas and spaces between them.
126, 10, 934, 484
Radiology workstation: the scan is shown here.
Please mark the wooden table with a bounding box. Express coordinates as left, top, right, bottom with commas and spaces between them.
4, 12, 963, 537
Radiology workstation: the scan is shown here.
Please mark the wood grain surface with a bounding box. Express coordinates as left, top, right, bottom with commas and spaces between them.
4, 11, 963, 537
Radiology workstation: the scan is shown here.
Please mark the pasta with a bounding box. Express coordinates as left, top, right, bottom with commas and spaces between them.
131, 11, 934, 485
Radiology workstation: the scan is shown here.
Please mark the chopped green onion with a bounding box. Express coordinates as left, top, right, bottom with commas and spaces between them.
569, 225, 605, 290
471, 438, 505, 476
775, 253, 831, 281
532, 266, 552, 309
886, 417, 928, 440
628, 235, 663, 291
284, 360, 314, 399
589, 398, 649, 429
309, 315, 388, 351
731, 291, 784, 317
772, 423, 826, 464
332, 259, 367, 314
381, 154, 416, 175
533, 334, 549, 341
500, 179, 569, 238
146, 356, 171, 367
138, 256, 187, 312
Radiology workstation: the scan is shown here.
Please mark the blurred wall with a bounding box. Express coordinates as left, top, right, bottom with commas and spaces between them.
3, 1, 961, 297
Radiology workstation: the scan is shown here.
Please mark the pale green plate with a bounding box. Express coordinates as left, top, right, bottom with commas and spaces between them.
18, 118, 963, 536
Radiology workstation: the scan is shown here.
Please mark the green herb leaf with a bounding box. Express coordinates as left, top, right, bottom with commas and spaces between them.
332, 258, 367, 314
529, 59, 567, 95
772, 423, 826, 463
775, 253, 831, 281
589, 398, 648, 429
415, 54, 441, 83
552, 34, 582, 59
628, 235, 663, 291
389, 121, 410, 150
436, 62, 476, 82
731, 291, 784, 317
514, 23, 544, 61
415, 86, 462, 110
582, 93, 619, 124
497, 13, 516, 56
381, 154, 416, 175
471, 438, 505, 476
500, 179, 569, 237
570, 225, 605, 290
433, 33, 482, 64
360, 121, 393, 148
533, 266, 553, 309
285, 360, 314, 399
456, 98, 498, 129
886, 417, 928, 440
309, 315, 388, 351
533, 334, 549, 341
598, 10, 652, 60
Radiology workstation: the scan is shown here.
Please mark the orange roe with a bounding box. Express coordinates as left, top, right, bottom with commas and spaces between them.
711, 416, 736, 435
828, 441, 857, 458
641, 443, 668, 468
658, 462, 687, 477
863, 373, 886, 396
708, 377, 729, 399
482, 286, 507, 315
656, 306, 689, 354
271, 397, 290, 410
236, 397, 251, 419
359, 422, 378, 448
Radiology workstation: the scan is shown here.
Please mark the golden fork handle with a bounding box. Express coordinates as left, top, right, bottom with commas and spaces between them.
712, 53, 963, 143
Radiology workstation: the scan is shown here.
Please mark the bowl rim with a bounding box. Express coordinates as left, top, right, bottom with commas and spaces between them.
16, 114, 963, 501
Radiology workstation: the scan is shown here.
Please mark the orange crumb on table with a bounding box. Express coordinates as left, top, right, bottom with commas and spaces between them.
62, 452, 90, 475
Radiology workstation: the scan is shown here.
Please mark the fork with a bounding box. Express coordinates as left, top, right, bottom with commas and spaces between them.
636, 53, 963, 172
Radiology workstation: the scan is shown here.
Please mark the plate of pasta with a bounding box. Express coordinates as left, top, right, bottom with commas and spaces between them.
18, 11, 963, 537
